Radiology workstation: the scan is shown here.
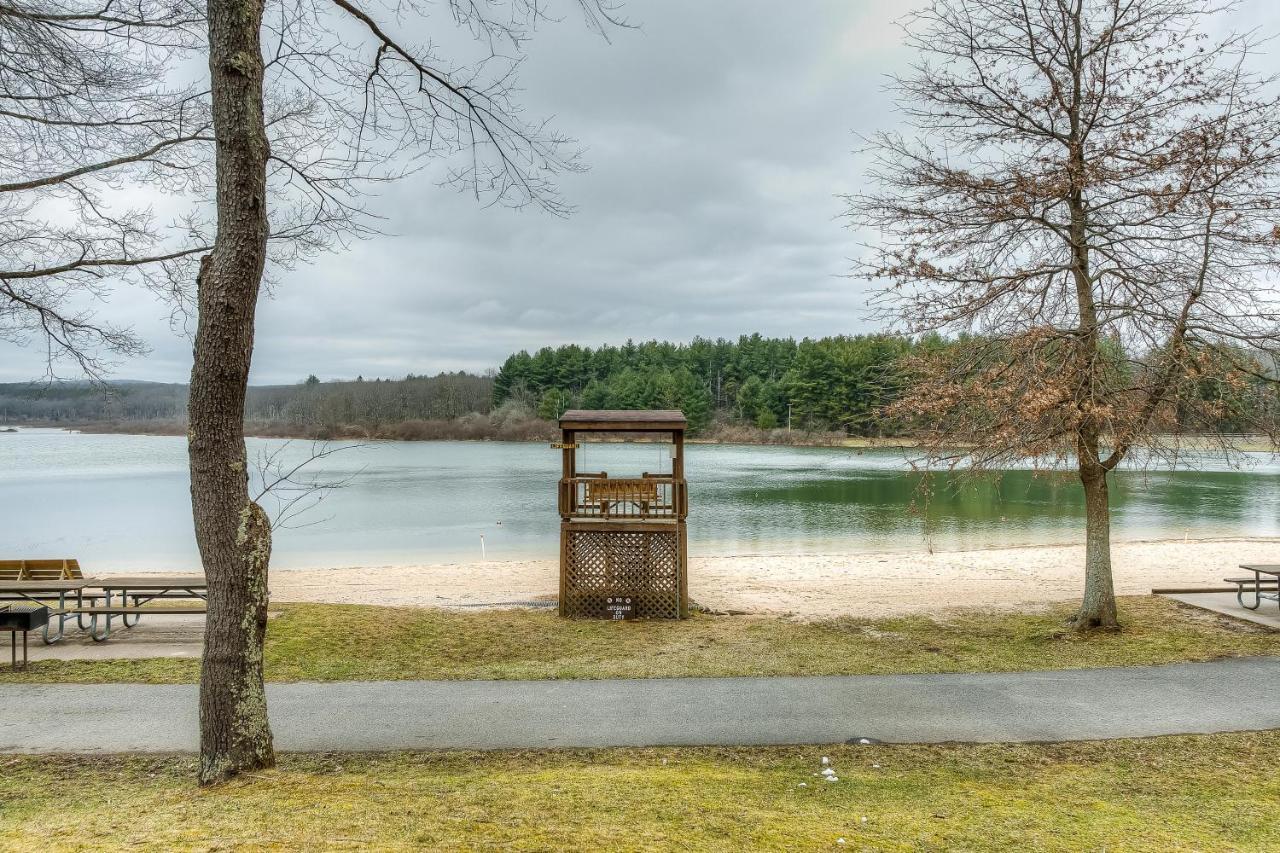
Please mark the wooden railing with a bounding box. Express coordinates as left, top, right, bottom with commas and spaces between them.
559, 473, 687, 520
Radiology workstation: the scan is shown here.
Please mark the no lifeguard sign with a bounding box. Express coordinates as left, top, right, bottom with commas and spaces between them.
605, 596, 636, 620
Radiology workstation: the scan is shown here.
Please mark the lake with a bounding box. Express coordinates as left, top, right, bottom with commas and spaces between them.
1, 428, 1278, 571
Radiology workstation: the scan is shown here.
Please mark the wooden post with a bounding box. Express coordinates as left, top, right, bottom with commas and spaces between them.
559, 427, 574, 616
562, 428, 576, 516
558, 520, 569, 617
671, 428, 684, 482
562, 428, 576, 479
678, 518, 689, 617
673, 428, 687, 616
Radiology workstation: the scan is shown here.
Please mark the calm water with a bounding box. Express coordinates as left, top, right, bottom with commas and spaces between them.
1, 428, 1278, 571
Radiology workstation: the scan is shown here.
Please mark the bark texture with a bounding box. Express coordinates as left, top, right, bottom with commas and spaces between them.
189, 0, 274, 786
1076, 467, 1118, 630
1065, 62, 1118, 631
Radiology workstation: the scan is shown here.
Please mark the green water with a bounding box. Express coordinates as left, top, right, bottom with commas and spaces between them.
0, 428, 1276, 570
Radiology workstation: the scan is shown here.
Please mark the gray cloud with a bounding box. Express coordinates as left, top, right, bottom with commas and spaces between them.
6, 0, 1270, 384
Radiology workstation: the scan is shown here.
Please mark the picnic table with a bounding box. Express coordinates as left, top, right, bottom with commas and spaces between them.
0, 576, 207, 643
1226, 565, 1280, 611
81, 576, 208, 641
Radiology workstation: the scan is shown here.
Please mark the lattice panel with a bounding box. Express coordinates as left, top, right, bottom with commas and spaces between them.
563, 528, 681, 619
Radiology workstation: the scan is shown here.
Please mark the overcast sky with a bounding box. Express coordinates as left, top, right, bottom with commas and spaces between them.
2, 0, 1271, 384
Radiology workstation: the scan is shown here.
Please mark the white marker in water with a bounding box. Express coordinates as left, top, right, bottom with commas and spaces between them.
480, 534, 486, 559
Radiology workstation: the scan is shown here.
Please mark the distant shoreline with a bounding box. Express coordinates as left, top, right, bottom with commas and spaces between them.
4, 420, 922, 449
5, 421, 1276, 453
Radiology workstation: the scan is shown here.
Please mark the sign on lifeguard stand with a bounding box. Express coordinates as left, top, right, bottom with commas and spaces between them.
556, 409, 689, 619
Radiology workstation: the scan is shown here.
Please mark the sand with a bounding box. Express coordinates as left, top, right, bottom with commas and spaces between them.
266, 537, 1280, 619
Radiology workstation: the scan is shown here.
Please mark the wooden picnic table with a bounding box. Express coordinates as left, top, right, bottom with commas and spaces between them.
0, 576, 208, 643
83, 576, 208, 641
92, 575, 208, 595
1228, 565, 1280, 611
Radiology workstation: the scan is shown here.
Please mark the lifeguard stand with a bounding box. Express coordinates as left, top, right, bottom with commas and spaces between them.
556, 409, 688, 619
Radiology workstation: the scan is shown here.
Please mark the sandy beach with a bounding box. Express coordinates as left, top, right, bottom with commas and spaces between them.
267, 537, 1280, 619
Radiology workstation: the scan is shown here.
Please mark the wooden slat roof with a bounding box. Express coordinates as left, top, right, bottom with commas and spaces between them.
559, 409, 686, 431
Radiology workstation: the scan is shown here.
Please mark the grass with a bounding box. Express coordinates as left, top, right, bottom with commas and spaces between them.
2, 733, 1278, 850
2, 595, 1276, 684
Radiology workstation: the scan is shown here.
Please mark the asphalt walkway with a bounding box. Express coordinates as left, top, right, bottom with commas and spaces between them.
3, 657, 1277, 753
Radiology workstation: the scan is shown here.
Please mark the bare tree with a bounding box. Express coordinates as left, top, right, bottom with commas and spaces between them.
848, 0, 1280, 629
2, 0, 622, 782
0, 0, 373, 380
192, 0, 622, 783
252, 440, 367, 531
0, 0, 211, 378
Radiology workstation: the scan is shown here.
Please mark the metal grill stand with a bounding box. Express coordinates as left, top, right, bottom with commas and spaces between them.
0, 604, 50, 669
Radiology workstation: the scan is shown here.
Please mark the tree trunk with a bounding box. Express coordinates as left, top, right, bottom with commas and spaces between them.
1073, 466, 1119, 630
1062, 13, 1117, 632
189, 0, 274, 786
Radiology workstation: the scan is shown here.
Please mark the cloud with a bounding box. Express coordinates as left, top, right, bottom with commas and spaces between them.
3, 1, 907, 383
20, 0, 1268, 384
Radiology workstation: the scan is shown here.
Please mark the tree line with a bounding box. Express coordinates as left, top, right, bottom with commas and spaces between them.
493, 333, 1278, 437
5, 334, 1274, 439
0, 373, 492, 432
493, 334, 921, 434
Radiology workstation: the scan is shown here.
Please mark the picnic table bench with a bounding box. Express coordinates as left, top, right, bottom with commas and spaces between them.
0, 558, 84, 581
1224, 564, 1280, 611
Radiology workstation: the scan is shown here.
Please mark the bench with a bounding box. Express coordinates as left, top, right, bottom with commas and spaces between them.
71, 607, 207, 615
0, 560, 91, 606
52, 604, 208, 642
583, 478, 662, 517
0, 559, 84, 581
71, 606, 207, 642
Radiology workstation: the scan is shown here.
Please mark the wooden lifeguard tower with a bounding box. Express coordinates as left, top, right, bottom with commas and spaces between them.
556, 409, 688, 619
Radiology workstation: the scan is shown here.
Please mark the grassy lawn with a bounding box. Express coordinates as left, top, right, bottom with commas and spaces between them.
1, 595, 1276, 684
1, 733, 1277, 850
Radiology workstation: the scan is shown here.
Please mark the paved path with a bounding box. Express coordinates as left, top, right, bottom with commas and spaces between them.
3, 658, 1278, 753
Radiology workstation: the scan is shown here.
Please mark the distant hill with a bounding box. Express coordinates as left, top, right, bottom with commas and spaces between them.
0, 373, 494, 430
